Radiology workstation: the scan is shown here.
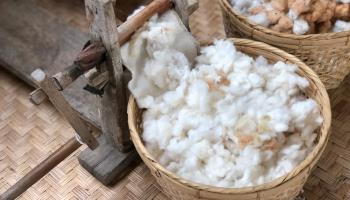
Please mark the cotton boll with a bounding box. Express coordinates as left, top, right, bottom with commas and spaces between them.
333, 20, 350, 32
188, 140, 211, 160
143, 116, 173, 149
287, 9, 298, 21
195, 64, 221, 82
274, 89, 289, 105
205, 155, 233, 179
218, 107, 239, 128
162, 82, 187, 107
273, 159, 295, 177
143, 119, 161, 144
212, 143, 232, 158
293, 18, 310, 35
186, 79, 211, 112
248, 73, 265, 88
227, 73, 252, 96
259, 132, 273, 142
267, 107, 291, 132
236, 147, 262, 168
255, 55, 269, 66
337, 0, 350, 3
183, 155, 200, 170
231, 0, 252, 13
167, 138, 190, 156
290, 99, 322, 130
235, 165, 265, 187
279, 144, 307, 165
197, 40, 236, 73
248, 12, 270, 27
144, 50, 190, 91
233, 55, 254, 72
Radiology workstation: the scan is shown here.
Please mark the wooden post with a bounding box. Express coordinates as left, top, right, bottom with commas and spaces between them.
77, 0, 141, 185
85, 0, 130, 151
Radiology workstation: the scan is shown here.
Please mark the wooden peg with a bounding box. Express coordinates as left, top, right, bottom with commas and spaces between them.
29, 88, 48, 105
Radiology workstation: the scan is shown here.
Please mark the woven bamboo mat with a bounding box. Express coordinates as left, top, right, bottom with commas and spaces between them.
0, 68, 168, 200
304, 74, 350, 200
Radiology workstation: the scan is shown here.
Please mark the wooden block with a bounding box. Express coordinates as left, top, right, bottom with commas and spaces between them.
94, 148, 139, 185
78, 136, 139, 185
78, 136, 114, 168
29, 88, 48, 105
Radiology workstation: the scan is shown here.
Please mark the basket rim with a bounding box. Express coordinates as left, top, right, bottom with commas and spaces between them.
221, 0, 350, 40
128, 38, 331, 194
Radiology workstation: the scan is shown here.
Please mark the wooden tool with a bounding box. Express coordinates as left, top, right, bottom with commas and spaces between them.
1, 0, 199, 199
0, 138, 82, 200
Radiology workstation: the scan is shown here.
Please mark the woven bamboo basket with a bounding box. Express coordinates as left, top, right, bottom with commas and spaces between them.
128, 38, 331, 200
220, 0, 350, 90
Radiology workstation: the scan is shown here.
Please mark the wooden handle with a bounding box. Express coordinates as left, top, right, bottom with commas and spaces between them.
0, 138, 81, 200
118, 0, 173, 45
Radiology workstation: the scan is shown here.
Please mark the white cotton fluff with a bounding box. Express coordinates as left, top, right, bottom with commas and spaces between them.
248, 12, 270, 27
120, 10, 197, 108
121, 10, 323, 188
333, 20, 350, 32
337, 0, 350, 3
293, 18, 310, 35
230, 0, 270, 26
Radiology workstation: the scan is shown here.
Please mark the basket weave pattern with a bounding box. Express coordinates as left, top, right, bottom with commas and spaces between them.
305, 75, 350, 200
221, 0, 350, 90
128, 38, 331, 200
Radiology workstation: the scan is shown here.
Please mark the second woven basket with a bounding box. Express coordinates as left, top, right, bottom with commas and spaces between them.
220, 0, 350, 90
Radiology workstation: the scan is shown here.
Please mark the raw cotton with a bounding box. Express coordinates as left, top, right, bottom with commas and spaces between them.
230, 0, 350, 34
121, 10, 198, 108
122, 10, 323, 188
333, 20, 350, 32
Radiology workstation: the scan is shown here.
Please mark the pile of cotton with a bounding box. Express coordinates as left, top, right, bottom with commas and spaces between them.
121, 10, 323, 188
230, 0, 350, 34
